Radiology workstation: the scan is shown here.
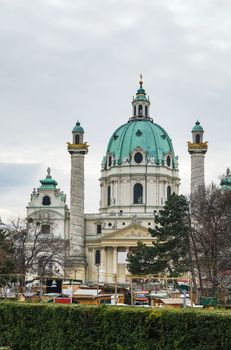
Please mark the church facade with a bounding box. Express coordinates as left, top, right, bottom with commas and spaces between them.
27, 77, 210, 283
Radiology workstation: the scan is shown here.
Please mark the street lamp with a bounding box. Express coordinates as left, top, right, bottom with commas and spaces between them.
114, 274, 118, 305
96, 264, 100, 296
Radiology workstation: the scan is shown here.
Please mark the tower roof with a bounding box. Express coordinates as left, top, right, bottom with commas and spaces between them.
39, 168, 58, 190
133, 74, 149, 102
220, 168, 231, 190
72, 121, 84, 133
192, 120, 204, 132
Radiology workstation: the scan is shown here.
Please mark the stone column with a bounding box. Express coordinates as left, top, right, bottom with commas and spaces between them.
188, 121, 208, 194
69, 153, 85, 257
113, 247, 117, 274
100, 247, 107, 282
67, 139, 88, 281
190, 153, 206, 193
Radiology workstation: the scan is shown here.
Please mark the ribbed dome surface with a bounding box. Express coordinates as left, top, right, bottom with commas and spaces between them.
106, 119, 175, 165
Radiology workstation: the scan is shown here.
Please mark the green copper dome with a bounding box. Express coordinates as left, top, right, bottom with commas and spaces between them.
39, 168, 58, 190
106, 119, 176, 166
220, 168, 231, 190
192, 120, 204, 132
72, 121, 84, 133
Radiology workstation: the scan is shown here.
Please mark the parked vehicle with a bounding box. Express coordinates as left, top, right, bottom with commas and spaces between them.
134, 291, 149, 305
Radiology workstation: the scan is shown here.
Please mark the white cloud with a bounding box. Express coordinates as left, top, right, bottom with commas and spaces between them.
0, 0, 230, 222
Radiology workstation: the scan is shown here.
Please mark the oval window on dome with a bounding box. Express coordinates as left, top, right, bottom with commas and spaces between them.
134, 152, 143, 164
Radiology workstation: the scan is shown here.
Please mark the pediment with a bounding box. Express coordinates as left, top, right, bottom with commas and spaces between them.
101, 224, 152, 241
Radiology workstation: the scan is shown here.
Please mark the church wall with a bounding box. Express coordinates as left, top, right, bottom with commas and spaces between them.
28, 192, 66, 208
106, 247, 114, 283
27, 208, 67, 239
86, 248, 93, 282
99, 167, 179, 213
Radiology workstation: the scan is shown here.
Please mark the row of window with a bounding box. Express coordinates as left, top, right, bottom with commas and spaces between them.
106, 153, 172, 168
96, 221, 152, 234
107, 184, 172, 206
134, 105, 148, 117
94, 249, 130, 266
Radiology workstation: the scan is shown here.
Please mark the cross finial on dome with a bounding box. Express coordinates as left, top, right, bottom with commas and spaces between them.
139, 73, 143, 87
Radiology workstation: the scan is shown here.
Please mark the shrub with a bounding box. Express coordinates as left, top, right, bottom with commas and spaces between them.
0, 302, 231, 350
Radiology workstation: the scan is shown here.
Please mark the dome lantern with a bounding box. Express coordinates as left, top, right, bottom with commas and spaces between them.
72, 121, 84, 145
191, 120, 204, 144
131, 74, 151, 121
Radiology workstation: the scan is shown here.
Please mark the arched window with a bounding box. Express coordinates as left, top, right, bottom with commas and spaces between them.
75, 135, 80, 144
138, 105, 142, 116
167, 186, 171, 200
196, 134, 200, 144
108, 155, 112, 167
133, 183, 143, 204
95, 250, 101, 265
41, 224, 50, 234
133, 105, 136, 116
97, 224, 102, 234
167, 155, 171, 167
107, 186, 111, 206
42, 196, 51, 206
145, 105, 148, 117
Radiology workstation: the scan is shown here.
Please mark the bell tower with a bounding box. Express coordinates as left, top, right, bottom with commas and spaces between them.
188, 121, 208, 194
67, 121, 88, 280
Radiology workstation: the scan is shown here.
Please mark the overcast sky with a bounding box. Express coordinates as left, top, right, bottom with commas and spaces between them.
0, 0, 230, 223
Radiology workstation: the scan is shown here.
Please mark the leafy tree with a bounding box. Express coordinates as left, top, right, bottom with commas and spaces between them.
127, 193, 191, 277
9, 216, 68, 288
190, 185, 231, 296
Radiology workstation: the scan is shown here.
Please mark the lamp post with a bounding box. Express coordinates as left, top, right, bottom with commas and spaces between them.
96, 264, 100, 296
114, 274, 118, 305
130, 277, 134, 306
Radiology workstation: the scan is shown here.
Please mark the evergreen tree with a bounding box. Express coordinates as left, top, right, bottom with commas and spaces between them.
127, 194, 191, 276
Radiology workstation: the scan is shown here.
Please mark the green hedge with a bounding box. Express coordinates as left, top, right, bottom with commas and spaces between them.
0, 302, 231, 349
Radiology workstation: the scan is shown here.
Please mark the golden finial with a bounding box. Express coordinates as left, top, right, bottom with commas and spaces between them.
139, 73, 143, 87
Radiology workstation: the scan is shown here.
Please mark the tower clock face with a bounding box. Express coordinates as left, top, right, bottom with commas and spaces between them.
134, 152, 143, 164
